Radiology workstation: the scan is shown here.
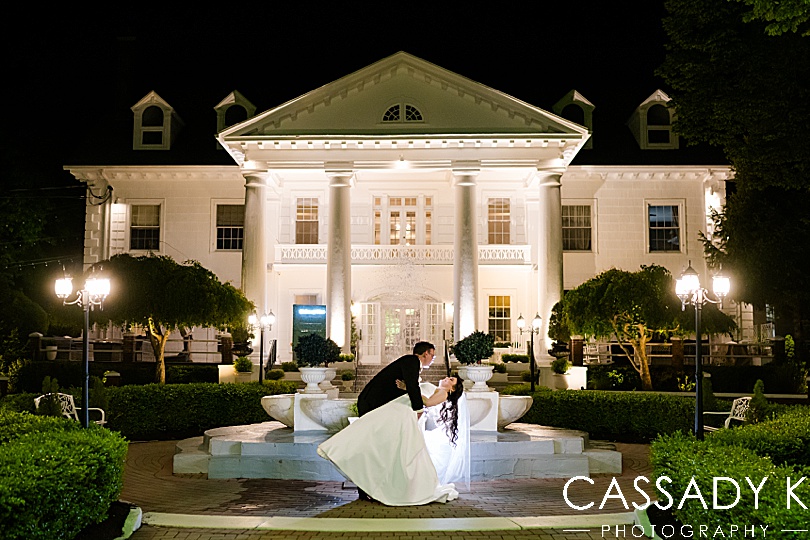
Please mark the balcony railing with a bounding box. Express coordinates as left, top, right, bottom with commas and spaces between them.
275, 244, 531, 265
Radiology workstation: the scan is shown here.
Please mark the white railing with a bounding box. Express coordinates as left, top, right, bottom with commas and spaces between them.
275, 244, 531, 265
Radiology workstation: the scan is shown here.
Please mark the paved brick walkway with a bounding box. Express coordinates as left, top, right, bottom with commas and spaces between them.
122, 439, 655, 539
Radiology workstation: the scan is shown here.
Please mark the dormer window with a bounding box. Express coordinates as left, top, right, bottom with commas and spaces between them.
553, 90, 594, 149
382, 103, 423, 123
214, 90, 256, 136
131, 91, 184, 150
627, 90, 679, 150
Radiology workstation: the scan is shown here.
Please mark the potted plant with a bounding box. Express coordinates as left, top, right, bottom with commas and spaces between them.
294, 333, 340, 393
453, 330, 496, 391
233, 355, 254, 382
551, 356, 572, 389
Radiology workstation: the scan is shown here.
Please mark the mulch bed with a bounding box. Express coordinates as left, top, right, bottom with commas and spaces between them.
75, 501, 136, 540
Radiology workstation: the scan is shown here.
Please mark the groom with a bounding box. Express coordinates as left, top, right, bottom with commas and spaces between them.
356, 341, 436, 417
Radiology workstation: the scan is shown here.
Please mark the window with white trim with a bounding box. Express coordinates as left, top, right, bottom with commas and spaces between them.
648, 204, 681, 252
374, 196, 431, 245
488, 296, 511, 343
487, 198, 511, 244
130, 205, 160, 251
646, 104, 672, 145
216, 204, 244, 250
562, 205, 592, 251
296, 198, 319, 244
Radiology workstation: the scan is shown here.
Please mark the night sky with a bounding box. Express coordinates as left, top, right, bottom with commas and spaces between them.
2, 1, 668, 187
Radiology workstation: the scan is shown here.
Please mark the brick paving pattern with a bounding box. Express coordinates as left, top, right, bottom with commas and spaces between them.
122, 439, 655, 539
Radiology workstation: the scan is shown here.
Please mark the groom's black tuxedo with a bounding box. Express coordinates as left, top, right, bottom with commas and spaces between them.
357, 354, 424, 416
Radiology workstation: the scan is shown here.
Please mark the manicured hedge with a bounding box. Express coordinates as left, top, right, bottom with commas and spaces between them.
651, 431, 810, 533
105, 380, 298, 440
501, 386, 694, 443
0, 411, 127, 540
707, 406, 810, 467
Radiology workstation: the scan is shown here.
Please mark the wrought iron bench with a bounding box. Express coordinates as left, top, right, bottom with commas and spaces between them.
34, 393, 106, 426
704, 396, 750, 432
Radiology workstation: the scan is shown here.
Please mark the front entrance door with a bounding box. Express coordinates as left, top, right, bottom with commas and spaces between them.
384, 305, 422, 360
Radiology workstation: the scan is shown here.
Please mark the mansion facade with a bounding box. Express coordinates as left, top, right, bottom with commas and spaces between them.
68, 52, 743, 364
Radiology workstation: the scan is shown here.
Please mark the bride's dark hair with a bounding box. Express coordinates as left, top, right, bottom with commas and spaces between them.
439, 377, 464, 446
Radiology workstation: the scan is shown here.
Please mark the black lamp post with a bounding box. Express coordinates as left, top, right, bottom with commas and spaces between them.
55, 274, 110, 428
517, 313, 542, 392
249, 310, 275, 383
676, 261, 730, 440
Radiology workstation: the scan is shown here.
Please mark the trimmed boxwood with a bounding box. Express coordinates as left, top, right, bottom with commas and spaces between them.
105, 380, 298, 440
651, 431, 810, 533
0, 411, 127, 540
501, 387, 694, 442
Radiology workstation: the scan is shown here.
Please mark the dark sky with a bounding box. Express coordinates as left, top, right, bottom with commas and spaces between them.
2, 1, 669, 185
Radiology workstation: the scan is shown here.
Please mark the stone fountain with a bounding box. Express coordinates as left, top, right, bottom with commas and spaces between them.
174, 379, 622, 481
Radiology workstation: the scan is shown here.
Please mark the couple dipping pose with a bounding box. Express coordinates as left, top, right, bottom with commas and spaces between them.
317, 341, 469, 506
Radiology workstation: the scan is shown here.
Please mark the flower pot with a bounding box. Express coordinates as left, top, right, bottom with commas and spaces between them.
299, 367, 329, 393
45, 345, 57, 361
552, 373, 571, 390
464, 365, 495, 392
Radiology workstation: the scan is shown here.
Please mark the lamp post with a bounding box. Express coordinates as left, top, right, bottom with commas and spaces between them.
676, 261, 730, 440
55, 274, 110, 428
249, 310, 275, 383
517, 313, 543, 392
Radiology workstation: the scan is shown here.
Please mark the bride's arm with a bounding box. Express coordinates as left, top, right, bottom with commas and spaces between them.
422, 387, 449, 408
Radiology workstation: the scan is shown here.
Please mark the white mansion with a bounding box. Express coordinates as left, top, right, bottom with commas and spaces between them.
67, 52, 746, 365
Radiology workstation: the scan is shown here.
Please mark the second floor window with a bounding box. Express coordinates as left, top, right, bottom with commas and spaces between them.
374, 196, 432, 245
648, 204, 680, 252
296, 198, 319, 244
487, 198, 511, 244
216, 205, 244, 250
130, 205, 160, 251
562, 205, 592, 251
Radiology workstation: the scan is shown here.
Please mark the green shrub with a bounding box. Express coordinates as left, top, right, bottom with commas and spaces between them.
266, 369, 284, 380
281, 361, 299, 372
651, 431, 809, 533
747, 379, 776, 424
338, 353, 355, 362
294, 334, 340, 367
105, 381, 297, 440
501, 387, 694, 443
493, 363, 507, 373
165, 364, 218, 384
233, 356, 253, 373
501, 354, 529, 362
551, 356, 571, 374
493, 342, 512, 348
0, 411, 127, 540
520, 370, 533, 382
453, 331, 495, 364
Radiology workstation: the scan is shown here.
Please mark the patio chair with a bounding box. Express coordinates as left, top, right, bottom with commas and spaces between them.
34, 393, 106, 426
703, 396, 750, 432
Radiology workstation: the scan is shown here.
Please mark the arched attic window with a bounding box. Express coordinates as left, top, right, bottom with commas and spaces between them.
224, 105, 248, 128
627, 90, 679, 150
552, 90, 594, 149
131, 91, 181, 150
382, 103, 424, 123
646, 104, 672, 145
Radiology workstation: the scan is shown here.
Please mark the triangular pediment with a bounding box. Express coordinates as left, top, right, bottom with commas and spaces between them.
131, 90, 174, 112
638, 89, 671, 108
221, 52, 586, 139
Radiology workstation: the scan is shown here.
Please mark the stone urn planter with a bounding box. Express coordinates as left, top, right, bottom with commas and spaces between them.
299, 367, 330, 393
465, 365, 495, 392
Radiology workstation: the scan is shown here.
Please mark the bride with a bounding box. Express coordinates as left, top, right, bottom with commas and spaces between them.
317, 376, 469, 506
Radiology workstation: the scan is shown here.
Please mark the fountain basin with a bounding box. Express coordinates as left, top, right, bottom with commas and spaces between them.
261, 395, 295, 427
497, 395, 533, 429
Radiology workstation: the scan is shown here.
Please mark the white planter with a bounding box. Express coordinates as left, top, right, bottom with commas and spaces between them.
299, 367, 329, 393
552, 373, 571, 390
464, 365, 495, 392
235, 371, 253, 383
318, 367, 338, 391
45, 345, 57, 361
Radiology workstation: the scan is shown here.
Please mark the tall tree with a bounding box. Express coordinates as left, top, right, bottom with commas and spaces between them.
93, 254, 253, 383
552, 265, 735, 390
659, 0, 810, 360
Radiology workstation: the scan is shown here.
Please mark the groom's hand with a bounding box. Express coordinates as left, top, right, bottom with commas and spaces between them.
395, 379, 407, 391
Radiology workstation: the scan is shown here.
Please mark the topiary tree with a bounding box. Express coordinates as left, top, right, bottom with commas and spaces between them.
94, 254, 253, 384
452, 330, 495, 365
293, 333, 340, 367
556, 265, 735, 390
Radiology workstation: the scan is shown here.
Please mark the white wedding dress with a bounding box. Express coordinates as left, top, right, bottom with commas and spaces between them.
316, 382, 470, 506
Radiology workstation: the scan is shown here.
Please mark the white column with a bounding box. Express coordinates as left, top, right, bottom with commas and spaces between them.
241, 173, 269, 315
326, 170, 354, 352
452, 169, 479, 341
536, 169, 564, 357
